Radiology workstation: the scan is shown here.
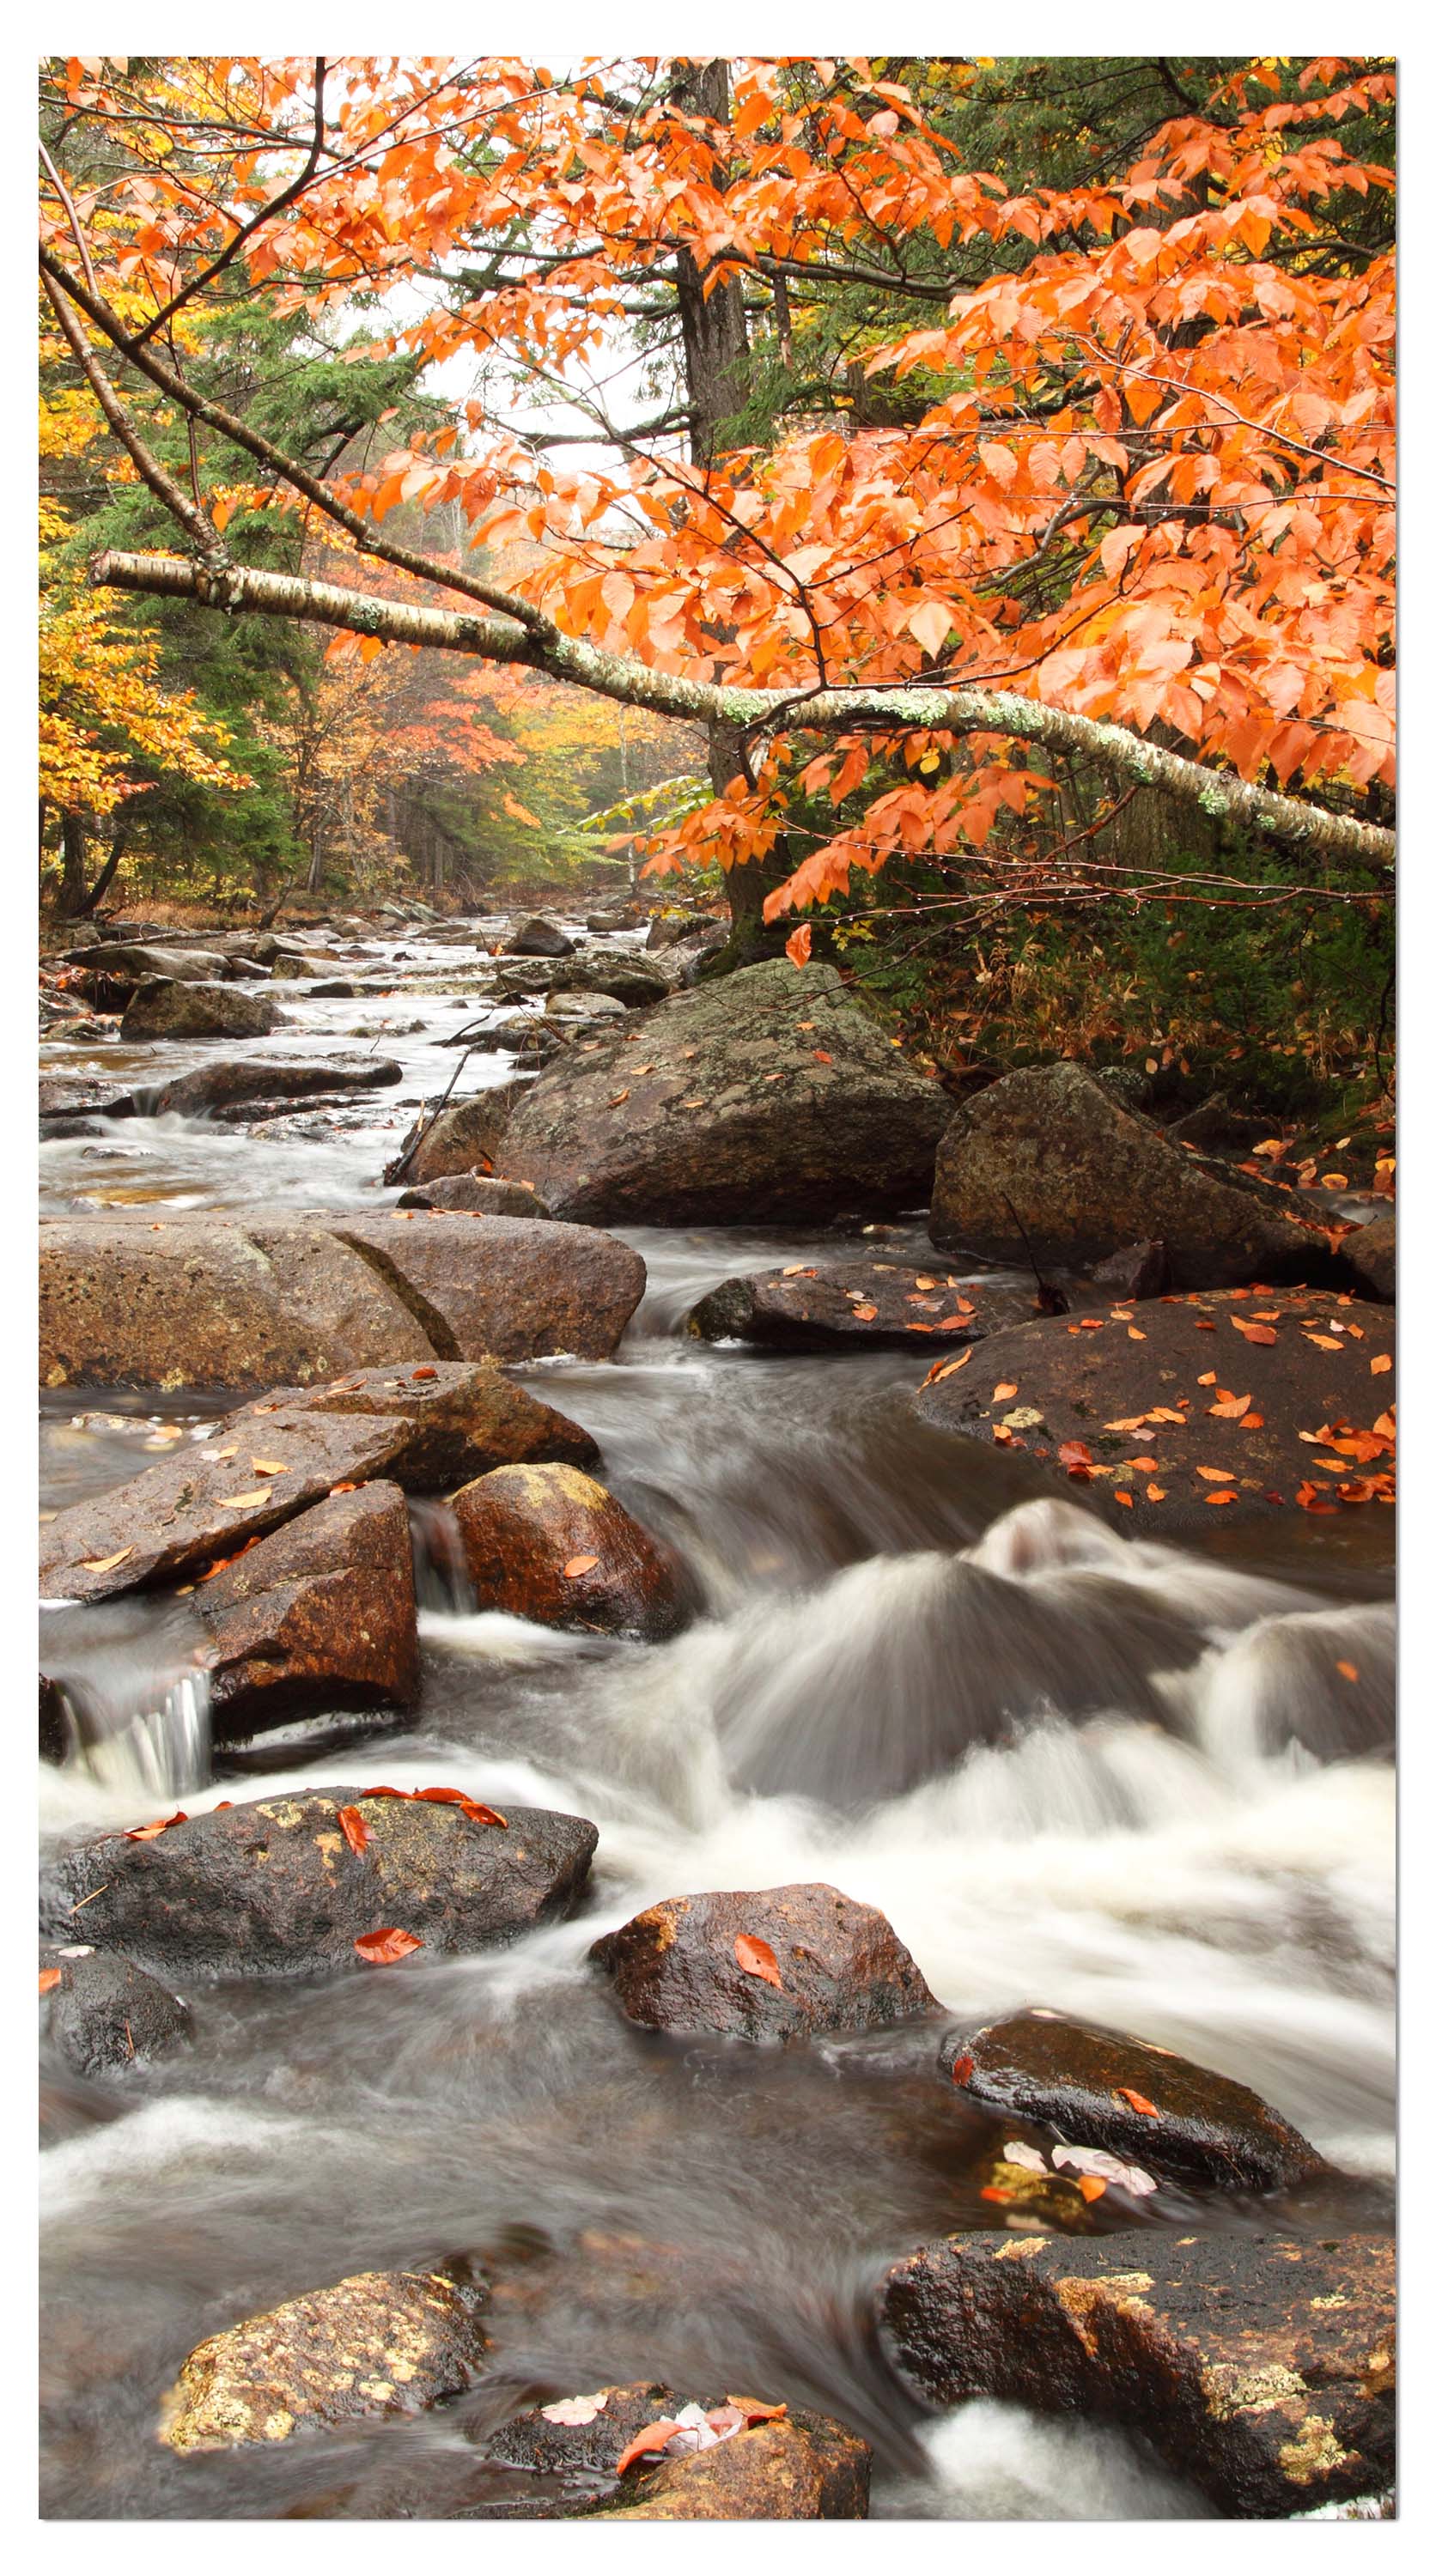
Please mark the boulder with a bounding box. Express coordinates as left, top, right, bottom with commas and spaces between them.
879, 2228, 1394, 2519
386, 1084, 523, 1184
587, 904, 643, 931
144, 1055, 403, 1119
41, 1361, 598, 1604
119, 978, 284, 1041
647, 910, 715, 951
688, 1259, 1036, 1350
199, 1483, 419, 1735
160, 2269, 489, 2452
508, 914, 575, 957
40, 1211, 643, 1390
64, 941, 232, 984
930, 1063, 1335, 1289
940, 2008, 1324, 2192
545, 989, 628, 1024
912, 1286, 1395, 1533
548, 956, 672, 1007
40, 1789, 599, 1975
594, 2410, 871, 2521
498, 958, 949, 1223
590, 1882, 938, 2042
40, 1074, 136, 1123
396, 1174, 554, 1218
40, 1941, 191, 2076
1345, 1213, 1395, 1303
448, 1463, 685, 1638
326, 1213, 645, 1364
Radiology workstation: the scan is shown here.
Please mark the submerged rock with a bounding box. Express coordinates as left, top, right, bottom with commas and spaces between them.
688, 1258, 1035, 1350
940, 2008, 1325, 2192
595, 2409, 871, 2520
40, 1941, 191, 2076
448, 1462, 685, 1638
145, 1056, 402, 1118
160, 2268, 489, 2452
40, 1210, 642, 1388
396, 1173, 554, 1217
930, 1063, 1334, 1289
199, 1483, 419, 1735
590, 1882, 938, 2042
912, 1286, 1395, 1532
119, 978, 283, 1041
879, 2228, 1394, 2518
40, 1788, 599, 1975
498, 957, 949, 1224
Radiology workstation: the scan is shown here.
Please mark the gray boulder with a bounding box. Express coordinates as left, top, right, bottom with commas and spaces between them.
119, 979, 284, 1041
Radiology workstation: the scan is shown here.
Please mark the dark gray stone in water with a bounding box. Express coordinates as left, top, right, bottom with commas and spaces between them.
40, 1789, 599, 1976
143, 1055, 403, 1118
40, 1941, 192, 2075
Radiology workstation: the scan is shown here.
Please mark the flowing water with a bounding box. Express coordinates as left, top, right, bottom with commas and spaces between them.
39, 921, 1396, 2521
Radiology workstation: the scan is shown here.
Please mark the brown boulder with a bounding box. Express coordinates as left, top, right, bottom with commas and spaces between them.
940, 2008, 1324, 2192
879, 2228, 1394, 2518
598, 2411, 871, 2520
40, 1788, 599, 1976
396, 1174, 554, 1217
449, 1462, 685, 1637
912, 1286, 1395, 1533
160, 2269, 488, 2452
590, 1882, 938, 2042
508, 914, 575, 956
40, 1211, 643, 1389
40, 1361, 598, 1604
387, 1084, 523, 1185
688, 1257, 1035, 1349
498, 957, 948, 1224
198, 1483, 419, 1735
119, 978, 283, 1040
931, 1063, 1335, 1288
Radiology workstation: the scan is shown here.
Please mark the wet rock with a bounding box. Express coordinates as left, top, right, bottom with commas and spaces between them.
489, 2382, 685, 2480
160, 2268, 489, 2452
198, 1483, 419, 1735
930, 1063, 1333, 1289
449, 1462, 685, 1638
1165, 1090, 1269, 1151
40, 1209, 642, 1390
545, 988, 628, 1024
40, 1941, 191, 2076
590, 1882, 938, 2042
40, 1674, 70, 1761
879, 2227, 1394, 2518
499, 958, 948, 1223
119, 978, 285, 1041
40, 1788, 599, 1975
508, 914, 575, 957
1344, 1213, 1395, 1303
595, 2409, 872, 2520
145, 1055, 403, 1118
307, 979, 356, 998
397, 1174, 554, 1218
495, 958, 566, 999
1090, 1239, 1171, 1300
940, 2008, 1324, 2192
587, 904, 643, 932
912, 1286, 1395, 1533
326, 1212, 645, 1363
40, 1074, 136, 1124
64, 940, 231, 984
548, 956, 672, 1008
688, 1259, 1036, 1350
647, 909, 715, 951
41, 1361, 597, 1603
386, 1084, 523, 1184
1213, 1600, 1396, 1764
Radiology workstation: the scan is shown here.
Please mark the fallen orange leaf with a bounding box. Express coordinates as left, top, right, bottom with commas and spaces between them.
353, 1927, 423, 1965
734, 1933, 783, 1989
1116, 2087, 1159, 2117
563, 1553, 599, 1577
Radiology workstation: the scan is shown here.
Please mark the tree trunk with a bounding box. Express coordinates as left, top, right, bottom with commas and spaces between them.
695, 719, 794, 976
76, 816, 129, 915
669, 59, 750, 469
58, 811, 90, 919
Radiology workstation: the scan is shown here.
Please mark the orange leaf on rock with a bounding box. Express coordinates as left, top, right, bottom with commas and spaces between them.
734, 1933, 783, 1989
1209, 1395, 1251, 1419
993, 1382, 1018, 1401
1116, 2086, 1159, 2117
125, 1809, 188, 1842
850, 1303, 879, 1321
563, 1553, 599, 1577
727, 2397, 788, 2426
353, 1926, 423, 1965
615, 2421, 684, 2477
1232, 1320, 1276, 1345
1057, 1440, 1093, 1479
1371, 1354, 1392, 1375
1077, 2176, 1108, 2202
39, 1967, 63, 1995
950, 2053, 975, 2086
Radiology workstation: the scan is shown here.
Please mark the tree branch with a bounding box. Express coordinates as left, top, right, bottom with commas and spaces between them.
91, 548, 1396, 870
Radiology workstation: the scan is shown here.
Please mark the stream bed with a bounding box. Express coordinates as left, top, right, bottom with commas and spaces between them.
39, 920, 1396, 2520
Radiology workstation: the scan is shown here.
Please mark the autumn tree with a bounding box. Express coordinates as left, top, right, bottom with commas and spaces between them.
39, 54, 1394, 957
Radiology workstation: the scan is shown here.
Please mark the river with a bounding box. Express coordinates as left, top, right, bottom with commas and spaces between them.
39, 917, 1396, 2520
